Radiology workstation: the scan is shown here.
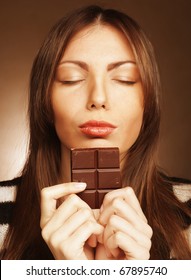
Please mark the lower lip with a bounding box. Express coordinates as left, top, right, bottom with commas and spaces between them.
80, 127, 115, 137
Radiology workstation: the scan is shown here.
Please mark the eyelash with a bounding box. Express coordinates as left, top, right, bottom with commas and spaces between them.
61, 80, 84, 85
112, 79, 136, 86
60, 79, 136, 86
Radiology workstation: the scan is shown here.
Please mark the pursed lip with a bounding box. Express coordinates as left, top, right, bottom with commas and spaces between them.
79, 120, 117, 137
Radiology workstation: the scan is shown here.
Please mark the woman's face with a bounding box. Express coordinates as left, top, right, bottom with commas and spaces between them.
51, 24, 144, 159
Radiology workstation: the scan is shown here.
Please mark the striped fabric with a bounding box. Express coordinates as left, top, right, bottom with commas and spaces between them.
0, 178, 19, 249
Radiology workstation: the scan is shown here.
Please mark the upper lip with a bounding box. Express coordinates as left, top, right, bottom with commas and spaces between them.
79, 120, 117, 128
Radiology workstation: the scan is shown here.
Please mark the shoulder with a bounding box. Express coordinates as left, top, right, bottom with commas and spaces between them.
0, 177, 21, 249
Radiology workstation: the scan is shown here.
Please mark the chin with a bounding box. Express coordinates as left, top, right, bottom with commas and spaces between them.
72, 138, 119, 149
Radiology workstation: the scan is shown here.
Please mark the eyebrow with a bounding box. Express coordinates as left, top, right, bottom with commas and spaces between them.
107, 60, 136, 70
58, 60, 136, 71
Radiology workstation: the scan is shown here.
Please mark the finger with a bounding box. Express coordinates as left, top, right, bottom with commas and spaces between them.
106, 231, 150, 260
55, 207, 98, 245
42, 194, 95, 237
62, 221, 103, 259
87, 234, 97, 248
88, 209, 101, 247
104, 215, 152, 250
92, 209, 103, 244
43, 207, 94, 246
123, 187, 147, 222
103, 218, 124, 259
40, 182, 86, 228
97, 231, 104, 244
58, 221, 103, 260
103, 233, 121, 259
99, 198, 149, 235
71, 221, 104, 246
92, 209, 100, 221
101, 187, 147, 222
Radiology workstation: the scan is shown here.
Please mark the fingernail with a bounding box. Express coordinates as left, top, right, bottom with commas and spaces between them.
74, 182, 86, 189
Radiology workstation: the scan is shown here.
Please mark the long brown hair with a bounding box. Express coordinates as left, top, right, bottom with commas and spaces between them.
2, 5, 191, 259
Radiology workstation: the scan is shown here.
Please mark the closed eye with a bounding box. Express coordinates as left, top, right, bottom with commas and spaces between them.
113, 79, 136, 85
61, 79, 85, 85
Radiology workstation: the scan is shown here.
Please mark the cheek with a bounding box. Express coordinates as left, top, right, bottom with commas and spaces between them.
53, 103, 71, 125
51, 87, 76, 125
121, 88, 143, 127
122, 107, 143, 138
51, 90, 75, 140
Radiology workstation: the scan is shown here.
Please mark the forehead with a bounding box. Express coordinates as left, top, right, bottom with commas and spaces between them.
62, 24, 135, 61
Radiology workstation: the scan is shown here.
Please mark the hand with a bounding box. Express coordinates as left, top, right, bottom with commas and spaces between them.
97, 187, 153, 260
40, 182, 103, 260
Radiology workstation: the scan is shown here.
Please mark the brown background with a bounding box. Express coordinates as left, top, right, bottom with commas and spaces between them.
0, 0, 191, 181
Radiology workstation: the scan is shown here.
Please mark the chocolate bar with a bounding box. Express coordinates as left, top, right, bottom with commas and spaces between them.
70, 147, 121, 208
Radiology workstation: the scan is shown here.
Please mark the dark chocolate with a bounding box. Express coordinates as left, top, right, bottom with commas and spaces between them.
71, 147, 121, 208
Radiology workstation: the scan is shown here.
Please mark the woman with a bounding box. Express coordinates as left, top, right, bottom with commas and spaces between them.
0, 5, 190, 260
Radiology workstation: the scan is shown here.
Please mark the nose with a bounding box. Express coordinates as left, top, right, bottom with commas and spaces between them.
86, 78, 110, 110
